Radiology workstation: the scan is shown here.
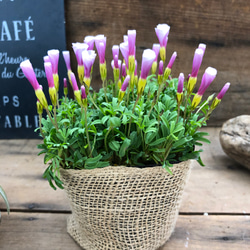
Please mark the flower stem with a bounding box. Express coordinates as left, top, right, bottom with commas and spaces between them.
88, 92, 100, 110
183, 92, 190, 122
102, 79, 108, 102
104, 126, 113, 152
127, 96, 139, 137
53, 105, 58, 129
38, 114, 45, 138
84, 107, 92, 157
177, 104, 181, 123
45, 108, 58, 131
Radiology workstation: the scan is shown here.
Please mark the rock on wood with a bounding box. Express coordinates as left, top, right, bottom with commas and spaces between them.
220, 115, 250, 169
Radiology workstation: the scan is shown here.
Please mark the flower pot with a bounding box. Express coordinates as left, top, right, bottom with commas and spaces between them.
60, 160, 191, 250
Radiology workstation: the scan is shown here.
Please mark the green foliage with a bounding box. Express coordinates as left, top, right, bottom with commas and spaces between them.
37, 75, 213, 190
0, 185, 10, 221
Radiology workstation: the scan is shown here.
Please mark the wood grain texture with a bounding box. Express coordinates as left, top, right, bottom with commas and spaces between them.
1, 127, 250, 249
1, 128, 250, 214
0, 213, 249, 250
181, 127, 250, 213
63, 0, 250, 126
161, 215, 250, 250
0, 212, 81, 250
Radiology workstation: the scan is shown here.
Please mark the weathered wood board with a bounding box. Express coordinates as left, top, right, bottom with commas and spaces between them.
0, 212, 81, 250
0, 213, 249, 250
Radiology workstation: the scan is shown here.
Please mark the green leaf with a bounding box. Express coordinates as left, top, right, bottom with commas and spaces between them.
119, 138, 131, 157
122, 115, 128, 125
197, 156, 205, 167
145, 132, 156, 144
109, 140, 120, 152
0, 186, 10, 214
85, 154, 102, 168
149, 137, 166, 146
109, 117, 121, 127
169, 121, 175, 133
173, 138, 189, 148
90, 119, 102, 126
162, 162, 173, 175
179, 150, 202, 161
102, 116, 109, 124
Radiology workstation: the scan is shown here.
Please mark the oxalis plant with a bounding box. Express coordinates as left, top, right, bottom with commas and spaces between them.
20, 24, 230, 190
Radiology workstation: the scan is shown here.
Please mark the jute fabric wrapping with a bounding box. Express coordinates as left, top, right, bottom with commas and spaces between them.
60, 160, 191, 250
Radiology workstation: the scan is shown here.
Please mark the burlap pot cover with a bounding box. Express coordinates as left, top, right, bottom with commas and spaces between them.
60, 160, 191, 250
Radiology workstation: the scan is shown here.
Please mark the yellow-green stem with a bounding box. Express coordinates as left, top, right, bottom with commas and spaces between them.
127, 96, 139, 137
104, 126, 113, 153
53, 105, 58, 130
102, 79, 108, 102
84, 107, 92, 157
45, 108, 58, 131
39, 114, 45, 138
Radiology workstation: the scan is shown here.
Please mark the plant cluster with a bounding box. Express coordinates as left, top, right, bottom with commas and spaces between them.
20, 24, 230, 189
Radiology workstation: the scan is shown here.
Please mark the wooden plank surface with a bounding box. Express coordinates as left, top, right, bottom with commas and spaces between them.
63, 0, 250, 126
0, 212, 249, 250
1, 127, 250, 249
161, 215, 250, 250
1, 128, 250, 213
0, 139, 70, 211
0, 212, 81, 250
181, 127, 250, 214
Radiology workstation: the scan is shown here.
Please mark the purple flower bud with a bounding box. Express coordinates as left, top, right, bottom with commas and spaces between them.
217, 82, 230, 100
167, 51, 177, 69
114, 54, 119, 68
97, 42, 106, 64
20, 60, 40, 90
158, 60, 164, 75
134, 60, 138, 76
122, 63, 126, 77
44, 62, 55, 88
112, 45, 120, 65
128, 30, 136, 56
120, 41, 129, 68
72, 42, 89, 66
197, 67, 217, 96
191, 48, 204, 78
63, 78, 67, 88
95, 35, 106, 64
123, 35, 128, 42
140, 49, 156, 79
81, 85, 87, 99
152, 44, 160, 62
111, 59, 122, 70
70, 72, 79, 91
47, 49, 59, 74
43, 55, 50, 63
121, 75, 130, 92
82, 50, 96, 78
84, 35, 95, 50
177, 73, 184, 93
198, 43, 206, 54
62, 51, 71, 71
155, 24, 170, 48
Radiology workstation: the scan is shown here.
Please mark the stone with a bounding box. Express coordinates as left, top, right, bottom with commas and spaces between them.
219, 115, 250, 170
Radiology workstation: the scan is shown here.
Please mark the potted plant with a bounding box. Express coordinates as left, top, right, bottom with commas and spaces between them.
20, 23, 230, 250
0, 186, 10, 222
